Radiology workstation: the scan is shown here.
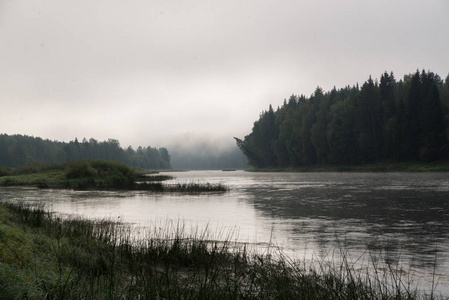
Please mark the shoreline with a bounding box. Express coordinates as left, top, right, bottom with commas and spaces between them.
244, 160, 449, 173
0, 160, 228, 192
0, 201, 442, 299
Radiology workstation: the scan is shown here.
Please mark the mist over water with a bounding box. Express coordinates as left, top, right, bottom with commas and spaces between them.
1, 171, 449, 295
169, 146, 248, 170
166, 137, 248, 170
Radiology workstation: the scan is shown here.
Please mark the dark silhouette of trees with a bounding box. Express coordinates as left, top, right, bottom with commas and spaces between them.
236, 70, 449, 168
0, 135, 171, 169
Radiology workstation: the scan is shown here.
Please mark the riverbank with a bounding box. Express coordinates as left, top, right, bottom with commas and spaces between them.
246, 160, 449, 172
0, 160, 227, 192
0, 201, 442, 299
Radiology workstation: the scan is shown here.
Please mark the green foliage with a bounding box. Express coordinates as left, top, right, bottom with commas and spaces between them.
0, 160, 230, 192
64, 160, 137, 189
66, 160, 99, 178
14, 162, 65, 174
0, 166, 12, 177
0, 134, 171, 170
236, 69, 449, 168
0, 160, 136, 190
0, 169, 66, 187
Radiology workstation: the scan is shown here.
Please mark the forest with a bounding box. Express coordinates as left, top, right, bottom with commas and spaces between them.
236, 70, 449, 168
0, 134, 171, 169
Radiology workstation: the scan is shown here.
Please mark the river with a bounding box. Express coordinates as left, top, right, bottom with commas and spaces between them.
1, 170, 449, 296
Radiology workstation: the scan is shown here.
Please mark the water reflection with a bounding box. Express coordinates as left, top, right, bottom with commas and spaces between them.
1, 171, 449, 294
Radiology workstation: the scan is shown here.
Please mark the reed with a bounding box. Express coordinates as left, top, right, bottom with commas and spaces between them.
0, 201, 443, 299
161, 181, 229, 193
137, 181, 228, 193
0, 160, 228, 192
137, 174, 174, 182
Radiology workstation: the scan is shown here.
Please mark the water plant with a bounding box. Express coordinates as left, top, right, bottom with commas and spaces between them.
0, 160, 228, 192
137, 174, 174, 182
138, 181, 229, 193
0, 201, 443, 299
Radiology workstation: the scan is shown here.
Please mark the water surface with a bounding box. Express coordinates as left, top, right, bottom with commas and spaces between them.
2, 171, 449, 295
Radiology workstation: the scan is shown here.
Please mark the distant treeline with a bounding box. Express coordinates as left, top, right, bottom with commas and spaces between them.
0, 134, 171, 169
236, 70, 449, 168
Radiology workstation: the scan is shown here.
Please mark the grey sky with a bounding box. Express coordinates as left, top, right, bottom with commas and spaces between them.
1, 0, 449, 150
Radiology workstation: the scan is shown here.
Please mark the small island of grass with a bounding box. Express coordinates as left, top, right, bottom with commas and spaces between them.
0, 160, 228, 192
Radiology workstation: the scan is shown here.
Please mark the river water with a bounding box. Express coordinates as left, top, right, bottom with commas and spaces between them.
1, 170, 449, 295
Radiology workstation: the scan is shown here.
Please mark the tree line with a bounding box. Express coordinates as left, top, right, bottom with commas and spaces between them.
236, 70, 449, 168
0, 134, 171, 169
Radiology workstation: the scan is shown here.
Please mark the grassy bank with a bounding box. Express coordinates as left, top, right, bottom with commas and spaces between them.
0, 160, 227, 192
246, 160, 449, 172
0, 202, 441, 299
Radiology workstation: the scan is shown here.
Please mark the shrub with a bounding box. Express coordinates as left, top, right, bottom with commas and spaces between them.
13, 162, 64, 175
64, 160, 136, 189
65, 160, 98, 179
0, 167, 13, 177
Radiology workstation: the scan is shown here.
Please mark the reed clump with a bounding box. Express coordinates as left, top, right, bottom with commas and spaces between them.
0, 201, 443, 299
137, 174, 174, 182
0, 160, 228, 192
138, 181, 229, 193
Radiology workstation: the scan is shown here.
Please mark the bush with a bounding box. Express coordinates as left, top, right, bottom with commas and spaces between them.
13, 162, 64, 175
90, 160, 135, 180
64, 160, 136, 189
0, 167, 13, 177
65, 160, 98, 179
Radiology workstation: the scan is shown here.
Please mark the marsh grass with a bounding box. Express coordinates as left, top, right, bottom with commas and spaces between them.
137, 179, 229, 193
0, 169, 66, 188
161, 181, 229, 193
136, 172, 228, 192
0, 160, 135, 190
0, 160, 228, 192
0, 202, 443, 299
138, 174, 174, 182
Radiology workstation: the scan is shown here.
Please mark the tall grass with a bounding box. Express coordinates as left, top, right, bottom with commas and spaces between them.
0, 160, 136, 190
0, 201, 443, 299
137, 174, 174, 182
138, 181, 229, 193
0, 160, 228, 192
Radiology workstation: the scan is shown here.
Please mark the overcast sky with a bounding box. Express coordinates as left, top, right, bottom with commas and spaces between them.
1, 0, 449, 150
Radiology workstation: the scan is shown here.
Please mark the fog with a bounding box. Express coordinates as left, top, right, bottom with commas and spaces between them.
169, 146, 248, 170
166, 134, 248, 170
1, 0, 449, 150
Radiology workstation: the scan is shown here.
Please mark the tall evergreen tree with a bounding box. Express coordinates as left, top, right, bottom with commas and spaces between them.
310, 87, 330, 164
355, 77, 381, 162
379, 71, 397, 159
418, 71, 447, 160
